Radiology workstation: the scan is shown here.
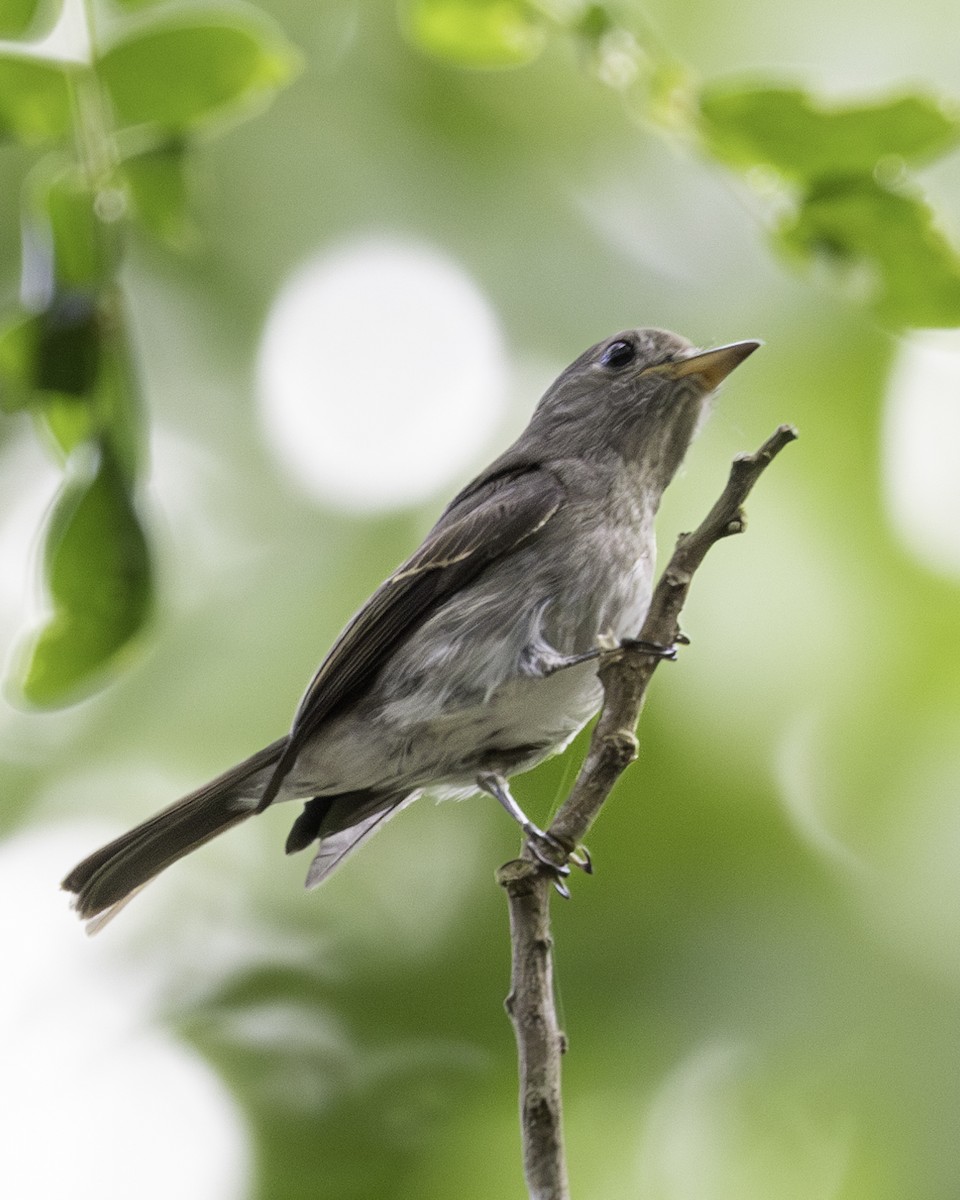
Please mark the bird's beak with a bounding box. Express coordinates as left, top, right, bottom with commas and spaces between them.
664, 340, 761, 390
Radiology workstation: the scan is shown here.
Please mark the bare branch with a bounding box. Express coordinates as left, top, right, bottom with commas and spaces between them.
498, 424, 797, 1200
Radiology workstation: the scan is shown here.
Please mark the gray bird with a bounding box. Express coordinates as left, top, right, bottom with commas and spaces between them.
63, 328, 758, 928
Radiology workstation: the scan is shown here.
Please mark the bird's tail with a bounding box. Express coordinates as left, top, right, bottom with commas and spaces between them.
61, 738, 287, 932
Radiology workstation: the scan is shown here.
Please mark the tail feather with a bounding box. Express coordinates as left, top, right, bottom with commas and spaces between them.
62, 738, 286, 928
303, 792, 419, 890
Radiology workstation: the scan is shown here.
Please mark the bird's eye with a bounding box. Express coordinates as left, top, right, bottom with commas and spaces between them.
600, 340, 636, 370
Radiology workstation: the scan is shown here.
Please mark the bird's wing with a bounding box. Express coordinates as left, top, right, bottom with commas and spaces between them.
256, 466, 565, 810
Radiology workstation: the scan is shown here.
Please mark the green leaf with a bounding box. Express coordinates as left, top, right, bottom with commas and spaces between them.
0, 0, 61, 40
34, 292, 102, 396
19, 444, 152, 706
0, 314, 41, 412
0, 53, 73, 143
698, 85, 960, 180
96, 11, 301, 132
37, 392, 99, 458
0, 294, 101, 411
121, 142, 197, 249
779, 176, 960, 328
574, 4, 614, 46
399, 0, 545, 68
33, 301, 142, 471
38, 168, 114, 289
87, 301, 144, 484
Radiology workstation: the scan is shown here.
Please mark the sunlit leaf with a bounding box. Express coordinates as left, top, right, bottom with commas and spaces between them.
699, 85, 960, 180
399, 0, 545, 68
779, 176, 960, 327
97, 12, 301, 132
0, 54, 72, 143
19, 444, 152, 706
121, 142, 197, 249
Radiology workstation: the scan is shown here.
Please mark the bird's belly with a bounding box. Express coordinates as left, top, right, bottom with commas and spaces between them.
287, 657, 602, 799
288, 541, 654, 800
424, 656, 604, 778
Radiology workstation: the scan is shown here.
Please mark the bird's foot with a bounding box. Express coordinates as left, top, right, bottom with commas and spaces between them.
477, 772, 591, 897
618, 637, 680, 661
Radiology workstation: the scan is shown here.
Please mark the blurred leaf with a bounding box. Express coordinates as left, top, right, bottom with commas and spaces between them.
399, 0, 546, 68
699, 85, 960, 180
34, 292, 101, 396
779, 175, 960, 327
88, 299, 144, 484
19, 444, 152, 706
574, 4, 614, 46
0, 294, 100, 411
0, 313, 40, 412
121, 142, 197, 249
31, 305, 140, 469
40, 169, 113, 289
37, 392, 98, 458
96, 11, 301, 132
0, 53, 72, 143
0, 0, 51, 39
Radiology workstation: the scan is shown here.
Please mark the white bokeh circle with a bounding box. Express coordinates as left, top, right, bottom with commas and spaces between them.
883, 329, 960, 576
0, 826, 250, 1200
257, 238, 507, 511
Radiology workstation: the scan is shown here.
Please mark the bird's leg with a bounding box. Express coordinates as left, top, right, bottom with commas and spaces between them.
477, 772, 591, 894
542, 648, 602, 674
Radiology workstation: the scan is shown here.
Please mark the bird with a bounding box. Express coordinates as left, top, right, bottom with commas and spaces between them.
62, 327, 759, 929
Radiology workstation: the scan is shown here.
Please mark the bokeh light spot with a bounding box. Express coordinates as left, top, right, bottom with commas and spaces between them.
0, 827, 250, 1200
257, 238, 507, 511
883, 329, 960, 576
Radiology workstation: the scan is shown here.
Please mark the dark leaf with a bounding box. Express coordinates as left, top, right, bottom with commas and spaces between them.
0, 294, 100, 411
34, 292, 102, 397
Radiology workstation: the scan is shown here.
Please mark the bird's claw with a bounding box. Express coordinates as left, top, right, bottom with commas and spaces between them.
620, 637, 679, 662
478, 771, 588, 897
525, 827, 592, 892
569, 844, 593, 874
524, 826, 572, 877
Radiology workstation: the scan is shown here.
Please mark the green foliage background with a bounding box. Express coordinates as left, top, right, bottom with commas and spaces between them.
3, 0, 960, 1197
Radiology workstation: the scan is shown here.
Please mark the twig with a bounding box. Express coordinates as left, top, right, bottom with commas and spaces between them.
497, 424, 798, 1200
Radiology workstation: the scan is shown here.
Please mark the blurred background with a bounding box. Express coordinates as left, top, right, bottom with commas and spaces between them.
2, 0, 960, 1197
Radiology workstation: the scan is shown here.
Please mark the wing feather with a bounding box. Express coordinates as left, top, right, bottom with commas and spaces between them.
256, 467, 564, 811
